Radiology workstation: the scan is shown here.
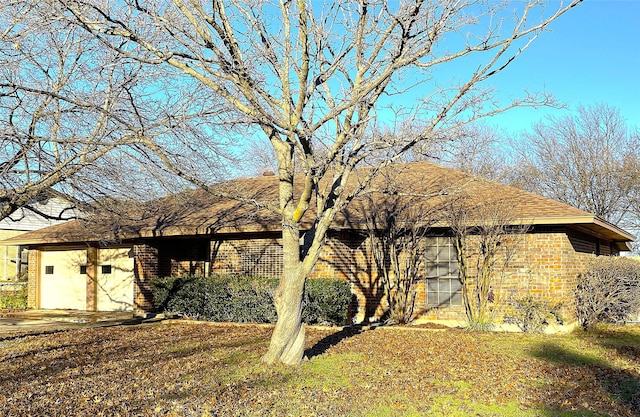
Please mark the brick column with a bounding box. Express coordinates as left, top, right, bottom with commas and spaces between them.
85, 246, 98, 311
27, 249, 39, 309
133, 244, 158, 313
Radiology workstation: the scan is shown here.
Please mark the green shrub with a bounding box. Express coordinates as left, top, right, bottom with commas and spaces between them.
152, 275, 351, 325
152, 275, 276, 322
303, 278, 352, 325
0, 285, 27, 310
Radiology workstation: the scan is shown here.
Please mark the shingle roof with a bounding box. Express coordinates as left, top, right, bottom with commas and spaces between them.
2, 161, 634, 246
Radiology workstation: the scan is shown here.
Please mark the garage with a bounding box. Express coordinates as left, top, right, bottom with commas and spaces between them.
38, 247, 135, 312
39, 249, 87, 310
96, 247, 134, 311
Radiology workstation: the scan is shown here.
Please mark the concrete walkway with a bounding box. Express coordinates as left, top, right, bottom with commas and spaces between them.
0, 310, 147, 338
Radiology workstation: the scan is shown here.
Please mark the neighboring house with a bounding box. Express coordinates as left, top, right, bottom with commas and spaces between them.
1, 162, 634, 323
0, 196, 79, 281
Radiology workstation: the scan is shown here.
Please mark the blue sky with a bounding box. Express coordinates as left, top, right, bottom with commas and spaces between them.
484, 0, 640, 134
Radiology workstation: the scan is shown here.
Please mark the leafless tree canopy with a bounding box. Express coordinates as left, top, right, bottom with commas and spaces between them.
511, 104, 640, 229
0, 1, 238, 221
33, 0, 582, 364
407, 122, 511, 181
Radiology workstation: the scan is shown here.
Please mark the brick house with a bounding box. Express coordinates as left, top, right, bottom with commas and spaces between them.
2, 162, 634, 326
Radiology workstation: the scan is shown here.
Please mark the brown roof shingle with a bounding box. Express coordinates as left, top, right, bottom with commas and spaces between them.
2, 161, 634, 246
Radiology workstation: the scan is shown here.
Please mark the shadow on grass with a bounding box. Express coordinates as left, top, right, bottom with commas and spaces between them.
589, 326, 640, 363
530, 339, 640, 416
304, 325, 372, 360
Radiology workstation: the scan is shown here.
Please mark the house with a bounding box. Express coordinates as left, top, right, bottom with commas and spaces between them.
0, 195, 79, 281
1, 162, 634, 324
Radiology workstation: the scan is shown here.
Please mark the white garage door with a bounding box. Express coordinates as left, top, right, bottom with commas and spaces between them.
96, 248, 134, 312
40, 249, 87, 310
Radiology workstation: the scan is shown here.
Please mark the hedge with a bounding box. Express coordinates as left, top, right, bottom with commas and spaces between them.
152, 275, 351, 326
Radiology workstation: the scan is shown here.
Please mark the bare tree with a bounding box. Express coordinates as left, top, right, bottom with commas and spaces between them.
411, 122, 511, 181
359, 167, 443, 324
52, 0, 582, 364
446, 194, 528, 329
511, 103, 640, 229
0, 2, 237, 222
244, 137, 279, 177
0, 3, 135, 219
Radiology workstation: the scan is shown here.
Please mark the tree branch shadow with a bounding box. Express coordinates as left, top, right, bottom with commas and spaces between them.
304, 325, 374, 360
529, 339, 640, 415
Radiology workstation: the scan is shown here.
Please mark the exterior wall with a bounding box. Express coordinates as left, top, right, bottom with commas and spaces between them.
20, 225, 611, 320
133, 244, 158, 313
309, 232, 380, 322
210, 236, 283, 278
27, 249, 38, 309
0, 198, 78, 231
207, 232, 380, 322
203, 229, 600, 325
417, 231, 595, 324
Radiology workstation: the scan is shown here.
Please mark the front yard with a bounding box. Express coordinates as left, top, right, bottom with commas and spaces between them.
1, 321, 639, 416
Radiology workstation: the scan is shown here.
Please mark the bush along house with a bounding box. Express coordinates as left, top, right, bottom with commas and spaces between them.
2, 162, 634, 329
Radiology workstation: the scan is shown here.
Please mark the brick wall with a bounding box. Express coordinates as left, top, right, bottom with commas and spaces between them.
133, 244, 158, 313
309, 232, 383, 322
154, 227, 604, 324
27, 249, 38, 309
210, 237, 283, 278
207, 232, 381, 322
412, 231, 596, 324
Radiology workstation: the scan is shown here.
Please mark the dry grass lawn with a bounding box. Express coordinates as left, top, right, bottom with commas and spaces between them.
1, 321, 639, 416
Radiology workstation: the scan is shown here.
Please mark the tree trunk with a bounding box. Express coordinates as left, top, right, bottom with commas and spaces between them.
262, 207, 307, 365
262, 277, 306, 364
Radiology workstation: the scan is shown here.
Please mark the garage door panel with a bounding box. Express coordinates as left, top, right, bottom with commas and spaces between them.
40, 250, 87, 310
97, 248, 134, 312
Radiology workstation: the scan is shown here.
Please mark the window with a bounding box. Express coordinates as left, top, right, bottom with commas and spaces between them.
45, 265, 54, 275
425, 237, 462, 307
80, 265, 87, 274
101, 265, 112, 274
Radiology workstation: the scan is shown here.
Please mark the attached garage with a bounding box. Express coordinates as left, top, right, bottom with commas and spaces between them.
40, 249, 87, 310
36, 246, 135, 312
96, 247, 134, 311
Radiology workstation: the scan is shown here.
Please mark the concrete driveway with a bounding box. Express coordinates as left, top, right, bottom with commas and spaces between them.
0, 310, 145, 337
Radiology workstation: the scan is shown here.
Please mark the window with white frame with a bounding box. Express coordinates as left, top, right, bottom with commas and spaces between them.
425, 237, 462, 307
